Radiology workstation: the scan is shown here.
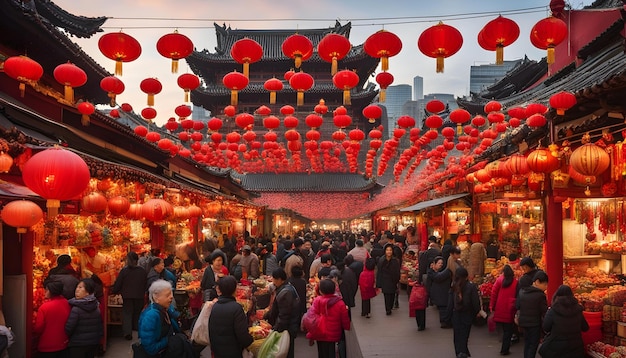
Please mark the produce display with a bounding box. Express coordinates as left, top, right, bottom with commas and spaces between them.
588, 342, 626, 358
400, 252, 418, 284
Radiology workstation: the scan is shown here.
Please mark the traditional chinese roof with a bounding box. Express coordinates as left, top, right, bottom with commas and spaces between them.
32, 0, 107, 38
585, 0, 623, 9
231, 172, 384, 193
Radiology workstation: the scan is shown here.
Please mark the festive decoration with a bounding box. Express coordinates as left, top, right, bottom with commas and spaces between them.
141, 107, 157, 122
222, 71, 249, 106
100, 76, 125, 107
549, 91, 577, 115
530, 16, 568, 65
263, 77, 283, 104
332, 70, 359, 105
0, 152, 13, 173
425, 100, 445, 114
77, 101, 95, 126
375, 72, 394, 102
281, 34, 313, 69
478, 15, 520, 64
1, 200, 43, 233
362, 105, 382, 124
235, 113, 255, 131
288, 71, 314, 106
317, 33, 351, 75
231, 38, 263, 78
570, 134, 610, 177
156, 30, 194, 73
526, 114, 547, 128
53, 62, 87, 103
397, 115, 416, 129
140, 78, 162, 107
177, 73, 200, 102
305, 114, 323, 129
449, 109, 471, 135
527, 148, 559, 174
98, 32, 142, 75
364, 30, 402, 72
314, 99, 328, 115
141, 198, 173, 222
81, 192, 108, 213
418, 22, 463, 73
3, 55, 44, 97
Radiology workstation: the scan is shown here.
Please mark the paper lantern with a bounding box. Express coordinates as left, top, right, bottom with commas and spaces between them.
375, 72, 394, 102
107, 196, 130, 216
526, 114, 547, 128
1, 200, 43, 233
397, 115, 415, 129
165, 117, 179, 132
98, 32, 141, 75
472, 115, 486, 127
288, 71, 314, 106
348, 129, 365, 142
0, 152, 13, 173
263, 116, 280, 130
305, 114, 323, 129
478, 16, 520, 65
332, 70, 359, 105
3, 55, 44, 97
283, 116, 299, 129
224, 105, 237, 117
175, 105, 192, 119
530, 16, 568, 65
306, 130, 321, 141
333, 114, 352, 129
418, 22, 463, 73
156, 31, 194, 73
81, 192, 108, 213
549, 91, 577, 115
314, 99, 328, 115
424, 115, 443, 129
222, 71, 249, 106
141, 107, 157, 122
141, 199, 173, 222
507, 107, 527, 120
425, 100, 445, 114
449, 109, 471, 135
140, 78, 163, 107
318, 33, 351, 75
53, 62, 87, 103
100, 76, 125, 107
77, 101, 95, 126
231, 38, 263, 78
364, 30, 402, 71
235, 113, 255, 130
362, 105, 382, 124
177, 73, 200, 102
507, 154, 530, 176
134, 125, 148, 137
527, 148, 560, 174
146, 132, 161, 143
570, 141, 610, 177
281, 34, 313, 69
263, 77, 283, 104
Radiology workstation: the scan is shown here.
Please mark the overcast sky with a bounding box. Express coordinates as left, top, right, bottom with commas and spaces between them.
54, 0, 596, 125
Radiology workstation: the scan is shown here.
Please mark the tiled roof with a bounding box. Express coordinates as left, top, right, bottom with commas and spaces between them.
33, 0, 107, 38
232, 172, 383, 192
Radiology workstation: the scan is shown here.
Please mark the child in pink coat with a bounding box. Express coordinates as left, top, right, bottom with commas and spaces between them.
358, 258, 377, 318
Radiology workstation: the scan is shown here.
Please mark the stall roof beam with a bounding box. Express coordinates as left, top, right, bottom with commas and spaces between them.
400, 193, 469, 212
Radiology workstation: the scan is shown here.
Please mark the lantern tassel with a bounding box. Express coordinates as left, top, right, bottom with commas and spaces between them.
380, 89, 386, 102
81, 114, 90, 126
109, 93, 116, 107
147, 94, 155, 107
496, 45, 504, 65
331, 57, 338, 75
297, 91, 304, 106
381, 57, 389, 72
369, 118, 375, 124
343, 89, 351, 106
243, 63, 250, 78
557, 108, 565, 116
64, 85, 74, 103
184, 89, 190, 103
231, 90, 238, 106
269, 91, 276, 105
18, 82, 25, 97
295, 55, 302, 69
115, 60, 123, 76
547, 46, 556, 65
457, 124, 462, 136
47, 199, 60, 219
436, 57, 444, 73
171, 59, 179, 74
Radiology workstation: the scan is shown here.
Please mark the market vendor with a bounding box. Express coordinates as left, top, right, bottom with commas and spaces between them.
239, 245, 260, 279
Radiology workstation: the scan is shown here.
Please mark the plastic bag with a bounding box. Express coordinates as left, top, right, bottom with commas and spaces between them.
274, 330, 290, 358
488, 313, 496, 332
190, 300, 215, 346
257, 331, 281, 358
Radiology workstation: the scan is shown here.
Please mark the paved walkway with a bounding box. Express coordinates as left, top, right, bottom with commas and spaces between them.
105, 288, 524, 357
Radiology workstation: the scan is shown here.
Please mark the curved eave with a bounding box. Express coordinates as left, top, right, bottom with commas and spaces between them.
33, 0, 107, 38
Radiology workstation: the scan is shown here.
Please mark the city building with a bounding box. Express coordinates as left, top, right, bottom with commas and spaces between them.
413, 76, 424, 101
381, 84, 412, 138
469, 59, 523, 95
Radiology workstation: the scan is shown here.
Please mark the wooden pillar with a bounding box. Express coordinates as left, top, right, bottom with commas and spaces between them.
22, 231, 34, 358
545, 186, 563, 301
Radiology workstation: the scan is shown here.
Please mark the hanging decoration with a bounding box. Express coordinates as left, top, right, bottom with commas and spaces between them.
332, 70, 359, 105
177, 73, 200, 102
314, 99, 328, 115
140, 78, 162, 107
288, 71, 314, 106
3, 55, 44, 97
425, 99, 445, 114
263, 77, 283, 104
230, 38, 264, 78
478, 15, 520, 65
449, 109, 471, 135
375, 72, 394, 102
418, 22, 463, 73
222, 71, 249, 106
317, 33, 352, 75
98, 31, 142, 75
156, 30, 194, 73
530, 16, 568, 65
1, 200, 43, 233
53, 62, 87, 103
549, 91, 577, 115
100, 76, 125, 107
364, 30, 402, 72
362, 105, 382, 124
77, 101, 95, 126
569, 133, 610, 177
282, 34, 313, 69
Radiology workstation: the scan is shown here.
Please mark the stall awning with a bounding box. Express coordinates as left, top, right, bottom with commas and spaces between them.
399, 193, 469, 212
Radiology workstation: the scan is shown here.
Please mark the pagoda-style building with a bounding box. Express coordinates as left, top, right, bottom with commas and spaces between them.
187, 21, 380, 137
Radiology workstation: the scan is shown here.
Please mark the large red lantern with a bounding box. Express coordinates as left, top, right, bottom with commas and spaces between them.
362, 105, 382, 124
140, 78, 162, 107
478, 15, 520, 65
570, 139, 610, 177
156, 30, 194, 73
222, 71, 249, 106
425, 100, 445, 114
77, 101, 95, 126
22, 147, 90, 216
333, 114, 352, 129
207, 117, 223, 132
318, 33, 351, 75
527, 148, 560, 174
424, 115, 443, 129
288, 71, 314, 106
177, 73, 200, 102
81, 192, 108, 213
549, 91, 577, 115
235, 113, 255, 130
53, 62, 87, 103
108, 196, 130, 216
364, 30, 402, 72
231, 38, 263, 78
141, 107, 157, 122
305, 114, 323, 129
526, 114, 547, 128
1, 200, 43, 233
397, 115, 415, 129
530, 16, 568, 65
263, 77, 283, 104
282, 34, 313, 69
418, 22, 463, 73
175, 104, 192, 119
142, 199, 173, 222
506, 154, 530, 177
332, 70, 359, 105
100, 76, 125, 106
3, 56, 44, 97
283, 116, 299, 128
449, 109, 471, 135
263, 116, 280, 130
375, 72, 394, 102
98, 32, 142, 75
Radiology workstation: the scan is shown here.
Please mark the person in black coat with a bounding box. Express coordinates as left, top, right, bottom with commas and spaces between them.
209, 276, 254, 358
47, 254, 80, 300
427, 256, 452, 327
516, 271, 548, 358
451, 267, 481, 358
65, 278, 103, 358
517, 257, 539, 295
200, 251, 227, 301
441, 239, 453, 268
287, 266, 307, 322
111, 251, 147, 340
376, 244, 401, 316
418, 239, 442, 284
265, 268, 300, 358
539, 285, 589, 358
337, 261, 358, 312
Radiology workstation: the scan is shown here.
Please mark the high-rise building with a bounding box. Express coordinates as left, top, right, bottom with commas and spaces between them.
414, 93, 457, 128
381, 84, 412, 138
413, 76, 423, 101
469, 59, 523, 94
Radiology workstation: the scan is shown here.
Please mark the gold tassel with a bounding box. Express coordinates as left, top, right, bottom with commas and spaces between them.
243, 63, 250, 78
331, 57, 338, 75
496, 45, 504, 65
547, 46, 555, 65
343, 90, 351, 106
109, 93, 116, 107
18, 82, 25, 97
295, 55, 302, 69
81, 114, 90, 126
171, 59, 179, 74
380, 89, 386, 102
184, 90, 190, 102
436, 57, 444, 73
231, 90, 238, 106
47, 199, 60, 219
557, 108, 565, 115
64, 85, 74, 103
457, 124, 462, 136
270, 91, 276, 105
369, 118, 375, 124
147, 94, 154, 107
381, 56, 389, 72
115, 60, 123, 76
297, 91, 304, 106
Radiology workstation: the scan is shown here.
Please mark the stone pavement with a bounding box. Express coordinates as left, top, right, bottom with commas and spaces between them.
105, 288, 524, 357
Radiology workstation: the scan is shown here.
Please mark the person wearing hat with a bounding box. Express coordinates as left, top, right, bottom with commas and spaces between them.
111, 252, 148, 340
238, 245, 260, 280
47, 254, 80, 300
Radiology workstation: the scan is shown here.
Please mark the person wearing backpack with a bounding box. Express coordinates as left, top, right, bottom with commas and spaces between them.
306, 279, 351, 358
265, 268, 301, 358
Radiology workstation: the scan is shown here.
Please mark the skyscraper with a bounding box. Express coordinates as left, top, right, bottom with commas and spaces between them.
469, 59, 522, 94
413, 76, 423, 101
381, 84, 412, 138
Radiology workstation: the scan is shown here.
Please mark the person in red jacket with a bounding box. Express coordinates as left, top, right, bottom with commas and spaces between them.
34, 280, 71, 357
358, 258, 377, 318
308, 279, 351, 358
489, 265, 518, 356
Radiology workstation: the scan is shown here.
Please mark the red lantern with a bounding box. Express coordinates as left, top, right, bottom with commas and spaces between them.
188, 205, 203, 218
256, 105, 271, 116
425, 115, 443, 129
22, 147, 90, 215
125, 203, 143, 220
530, 16, 568, 65
100, 76, 125, 107
53, 62, 87, 103
224, 105, 237, 117
305, 114, 323, 129
332, 70, 359, 105
165, 118, 179, 132
332, 131, 347, 141
484, 101, 502, 114
142, 199, 173, 222
107, 196, 130, 216
348, 129, 365, 142
507, 107, 527, 119
526, 114, 547, 128
242, 131, 257, 142
231, 38, 263, 78
281, 34, 313, 69
397, 115, 415, 128
146, 132, 161, 143
527, 148, 560, 174
77, 101, 95, 126
318, 33, 351, 75
306, 130, 321, 141
207, 117, 223, 131
364, 30, 402, 72
141, 107, 157, 122
472, 115, 486, 127
478, 16, 520, 65
418, 22, 463, 73
3, 55, 44, 97
425, 100, 445, 114
134, 125, 148, 137
140, 78, 162, 107
375, 72, 394, 102
362, 105, 382, 124
263, 77, 283, 104
177, 73, 200, 102
441, 127, 455, 139
226, 132, 241, 143
284, 129, 300, 142
263, 116, 280, 130
175, 104, 192, 119
525, 103, 548, 117
549, 91, 577, 115
570, 142, 610, 177
98, 32, 142, 75
156, 30, 194, 73
222, 71, 249, 106
81, 192, 108, 213
449, 109, 471, 135
289, 71, 314, 106
280, 105, 295, 116
121, 103, 133, 112
475, 169, 492, 183
333, 114, 352, 129
180, 119, 193, 130
314, 99, 328, 115
1, 200, 43, 233
284, 116, 299, 128
0, 152, 13, 173
235, 113, 255, 130
507, 154, 530, 176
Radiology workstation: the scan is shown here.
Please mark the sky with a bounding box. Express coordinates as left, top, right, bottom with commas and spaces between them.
53, 0, 596, 126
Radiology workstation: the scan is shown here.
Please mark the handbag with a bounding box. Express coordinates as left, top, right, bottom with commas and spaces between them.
487, 313, 497, 332
301, 302, 328, 341
190, 300, 215, 346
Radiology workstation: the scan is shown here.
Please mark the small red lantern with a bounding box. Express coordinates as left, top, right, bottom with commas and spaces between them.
3, 55, 44, 97
207, 117, 223, 131
306, 130, 321, 141
375, 72, 394, 102
256, 105, 271, 116
263, 77, 283, 104
77, 101, 95, 126
158, 139, 173, 151
305, 114, 323, 129
362, 105, 382, 124
146, 132, 161, 143
314, 99, 328, 115
165, 118, 179, 132
349, 129, 365, 142
222, 71, 249, 106
126, 203, 143, 220
530, 16, 568, 65
263, 116, 280, 130
282, 34, 313, 69
418, 22, 463, 73
235, 113, 255, 130
333, 114, 352, 129
141, 107, 157, 122
288, 71, 314, 106
53, 62, 87, 103
175, 104, 192, 119
425, 115, 443, 129
108, 196, 130, 216
142, 199, 173, 222
332, 130, 347, 141
507, 154, 530, 176
397, 115, 415, 128
81, 192, 108, 213
525, 103, 548, 117
98, 32, 142, 75
224, 105, 237, 117
156, 30, 194, 73
364, 30, 402, 72
100, 76, 125, 107
449, 109, 471, 135
242, 131, 257, 142
280, 105, 295, 116
121, 103, 133, 112
549, 91, 577, 115
425, 100, 445, 114
231, 38, 263, 78
140, 78, 162, 107
284, 129, 300, 142
332, 70, 359, 105
472, 115, 486, 127
317, 33, 351, 75
0, 152, 13, 173
134, 125, 148, 137
507, 107, 527, 119
1, 200, 43, 233
526, 114, 547, 128
284, 116, 299, 128
177, 73, 200, 102
478, 15, 520, 65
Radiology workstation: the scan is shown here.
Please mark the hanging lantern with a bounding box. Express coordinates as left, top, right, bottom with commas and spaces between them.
549, 91, 577, 115
146, 132, 161, 143
288, 71, 314, 106
165, 117, 179, 132
375, 72, 394, 102
177, 73, 200, 102
364, 30, 402, 72
98, 32, 142, 75
134, 125, 148, 137
175, 104, 192, 120
530, 16, 568, 65
441, 127, 455, 139
317, 33, 351, 75
222, 71, 249, 106
332, 70, 359, 105
263, 77, 283, 104
507, 154, 530, 177
231, 38, 263, 78
81, 192, 108, 213
418, 22, 463, 73
140, 78, 162, 107
424, 115, 443, 129
527, 148, 560, 174
263, 115, 280, 130
507, 107, 527, 120
306, 130, 321, 141
100, 76, 125, 107
314, 99, 328, 115
281, 34, 313, 69
142, 198, 173, 222
472, 115, 486, 127
305, 114, 323, 129
224, 105, 237, 117
362, 105, 382, 124
53, 62, 87, 103
478, 15, 520, 65
280, 105, 295, 116
156, 30, 194, 73
284, 115, 299, 128
349, 129, 365, 142
0, 152, 13, 173
22, 147, 90, 217
3, 55, 44, 97
77, 101, 95, 126
570, 134, 610, 177
108, 196, 130, 216
235, 113, 255, 130
333, 114, 352, 129
256, 105, 271, 116
397, 115, 416, 128
449, 109, 471, 135
1, 200, 43, 233
425, 100, 445, 114
526, 114, 547, 128
205, 117, 222, 132
141, 107, 157, 122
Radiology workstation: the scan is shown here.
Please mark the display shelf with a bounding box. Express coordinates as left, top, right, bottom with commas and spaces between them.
601, 253, 622, 260
564, 255, 603, 261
